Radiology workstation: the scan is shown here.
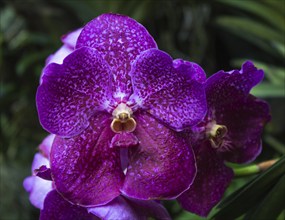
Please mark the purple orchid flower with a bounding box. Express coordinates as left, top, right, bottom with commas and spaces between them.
24, 135, 171, 220
177, 61, 271, 216
36, 13, 207, 207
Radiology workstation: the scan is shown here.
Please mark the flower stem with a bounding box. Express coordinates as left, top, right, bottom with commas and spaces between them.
233, 159, 279, 177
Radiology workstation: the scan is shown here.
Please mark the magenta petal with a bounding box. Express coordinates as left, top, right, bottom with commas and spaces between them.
173, 59, 206, 83
130, 49, 207, 130
36, 47, 113, 137
35, 165, 52, 181
121, 112, 196, 200
50, 114, 124, 206
40, 190, 99, 220
88, 196, 171, 220
76, 13, 157, 100
217, 95, 270, 163
205, 61, 264, 107
178, 142, 234, 217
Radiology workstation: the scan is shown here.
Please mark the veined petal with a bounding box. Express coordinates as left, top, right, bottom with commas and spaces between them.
205, 61, 264, 107
88, 196, 171, 220
130, 49, 207, 130
40, 190, 99, 220
76, 13, 157, 100
177, 142, 234, 217
121, 112, 196, 200
36, 47, 113, 137
50, 114, 124, 207
216, 95, 271, 163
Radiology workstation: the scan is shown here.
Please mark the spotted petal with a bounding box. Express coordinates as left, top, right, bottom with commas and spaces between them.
37, 47, 113, 137
40, 190, 99, 220
177, 142, 234, 217
130, 49, 207, 130
76, 13, 157, 100
121, 112, 196, 199
88, 196, 171, 220
50, 113, 124, 206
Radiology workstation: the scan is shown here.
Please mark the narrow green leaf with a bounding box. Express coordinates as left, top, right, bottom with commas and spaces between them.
244, 174, 285, 220
215, 16, 283, 43
212, 156, 285, 220
217, 0, 285, 31
251, 83, 285, 98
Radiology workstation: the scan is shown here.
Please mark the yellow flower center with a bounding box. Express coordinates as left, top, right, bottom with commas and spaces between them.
111, 103, 137, 133
207, 123, 228, 149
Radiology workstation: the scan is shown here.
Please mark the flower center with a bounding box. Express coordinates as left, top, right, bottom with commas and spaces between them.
207, 123, 228, 149
111, 103, 137, 133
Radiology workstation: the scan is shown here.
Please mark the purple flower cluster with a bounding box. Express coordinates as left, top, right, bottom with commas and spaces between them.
24, 13, 270, 219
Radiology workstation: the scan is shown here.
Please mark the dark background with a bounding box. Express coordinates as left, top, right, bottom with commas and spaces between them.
1, 0, 284, 219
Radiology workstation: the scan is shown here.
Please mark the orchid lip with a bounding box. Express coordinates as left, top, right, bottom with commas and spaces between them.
111, 103, 137, 133
207, 122, 228, 149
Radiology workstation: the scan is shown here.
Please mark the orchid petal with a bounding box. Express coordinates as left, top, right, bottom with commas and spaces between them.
205, 61, 264, 107
130, 49, 207, 130
178, 142, 234, 217
88, 196, 171, 220
37, 47, 113, 137
61, 28, 82, 49
76, 13, 157, 100
40, 190, 99, 220
216, 95, 270, 163
23, 153, 52, 209
121, 112, 196, 199
50, 114, 124, 206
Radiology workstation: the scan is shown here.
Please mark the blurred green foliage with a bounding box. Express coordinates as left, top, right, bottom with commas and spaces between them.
0, 0, 284, 219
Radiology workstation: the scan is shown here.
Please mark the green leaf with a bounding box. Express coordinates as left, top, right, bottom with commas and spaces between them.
212, 156, 285, 220
244, 174, 285, 220
251, 83, 285, 98
216, 0, 285, 31
215, 16, 283, 43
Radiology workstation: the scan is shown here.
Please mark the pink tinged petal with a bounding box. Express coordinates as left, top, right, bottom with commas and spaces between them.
32, 153, 50, 173
50, 114, 124, 207
24, 153, 52, 209
41, 29, 82, 84
216, 95, 271, 163
40, 190, 99, 220
39, 134, 55, 159
177, 142, 234, 217
76, 13, 157, 100
36, 47, 113, 137
121, 113, 196, 200
111, 132, 139, 148
130, 49, 207, 130
205, 61, 264, 107
23, 176, 53, 210
61, 28, 83, 49
45, 45, 73, 66
88, 196, 171, 220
